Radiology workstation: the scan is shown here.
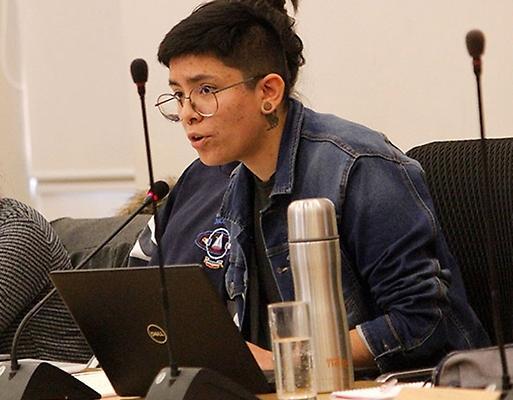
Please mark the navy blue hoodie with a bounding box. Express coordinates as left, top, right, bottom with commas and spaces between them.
129, 159, 238, 296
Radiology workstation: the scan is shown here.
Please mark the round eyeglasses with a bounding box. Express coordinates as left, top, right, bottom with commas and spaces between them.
155, 76, 261, 122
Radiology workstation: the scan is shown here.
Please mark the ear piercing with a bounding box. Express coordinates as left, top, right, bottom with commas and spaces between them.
262, 102, 278, 130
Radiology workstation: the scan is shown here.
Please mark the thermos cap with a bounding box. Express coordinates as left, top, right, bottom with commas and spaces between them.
287, 198, 339, 242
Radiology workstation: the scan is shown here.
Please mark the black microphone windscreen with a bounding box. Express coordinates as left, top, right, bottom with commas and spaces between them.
466, 29, 485, 58
150, 180, 170, 201
130, 58, 148, 84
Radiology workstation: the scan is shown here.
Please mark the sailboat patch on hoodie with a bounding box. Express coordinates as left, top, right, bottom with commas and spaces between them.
194, 227, 231, 270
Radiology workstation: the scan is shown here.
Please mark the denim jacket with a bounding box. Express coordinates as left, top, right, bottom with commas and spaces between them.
218, 99, 489, 372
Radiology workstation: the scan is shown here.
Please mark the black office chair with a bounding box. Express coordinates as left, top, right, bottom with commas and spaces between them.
51, 214, 150, 269
406, 138, 513, 345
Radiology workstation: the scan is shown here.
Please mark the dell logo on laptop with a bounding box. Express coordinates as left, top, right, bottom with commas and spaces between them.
147, 324, 168, 344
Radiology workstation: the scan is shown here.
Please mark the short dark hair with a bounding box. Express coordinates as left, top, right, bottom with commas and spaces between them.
157, 0, 304, 99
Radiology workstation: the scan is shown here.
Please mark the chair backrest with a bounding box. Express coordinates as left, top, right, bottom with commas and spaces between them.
51, 214, 150, 269
406, 138, 513, 344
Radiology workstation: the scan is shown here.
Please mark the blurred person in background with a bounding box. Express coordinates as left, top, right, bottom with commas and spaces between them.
0, 195, 91, 362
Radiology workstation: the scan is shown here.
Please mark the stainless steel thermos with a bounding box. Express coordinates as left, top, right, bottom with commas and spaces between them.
287, 198, 354, 392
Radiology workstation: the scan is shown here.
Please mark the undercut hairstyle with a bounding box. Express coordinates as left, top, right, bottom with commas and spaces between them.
157, 0, 304, 99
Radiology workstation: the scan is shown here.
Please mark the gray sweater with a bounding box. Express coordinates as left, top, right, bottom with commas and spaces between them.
0, 198, 91, 362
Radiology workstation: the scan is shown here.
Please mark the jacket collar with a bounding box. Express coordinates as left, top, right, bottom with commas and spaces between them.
271, 98, 304, 196
219, 98, 304, 226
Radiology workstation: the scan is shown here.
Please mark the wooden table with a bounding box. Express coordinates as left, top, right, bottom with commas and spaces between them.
257, 393, 331, 399
105, 381, 378, 399
107, 393, 332, 399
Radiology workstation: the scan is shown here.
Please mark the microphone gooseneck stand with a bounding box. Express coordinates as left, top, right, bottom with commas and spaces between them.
466, 29, 513, 399
130, 58, 258, 400
0, 183, 169, 400
130, 57, 179, 381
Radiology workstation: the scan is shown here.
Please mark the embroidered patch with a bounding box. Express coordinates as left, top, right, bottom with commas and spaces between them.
195, 227, 231, 270
203, 255, 223, 270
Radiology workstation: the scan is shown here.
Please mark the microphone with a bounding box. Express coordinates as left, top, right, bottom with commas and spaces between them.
466, 29, 513, 398
130, 56, 177, 377
130, 58, 257, 400
466, 29, 485, 75
0, 181, 170, 400
131, 58, 148, 96
130, 58, 157, 192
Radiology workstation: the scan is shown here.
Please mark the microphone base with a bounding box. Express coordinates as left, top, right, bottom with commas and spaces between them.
145, 367, 259, 400
0, 361, 100, 400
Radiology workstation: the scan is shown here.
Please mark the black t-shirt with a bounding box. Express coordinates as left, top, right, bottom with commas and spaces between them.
242, 174, 281, 350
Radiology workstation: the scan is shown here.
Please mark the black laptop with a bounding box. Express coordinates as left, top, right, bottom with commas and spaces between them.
50, 265, 272, 397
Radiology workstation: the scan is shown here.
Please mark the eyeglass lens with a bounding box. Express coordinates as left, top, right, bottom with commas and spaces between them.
157, 86, 219, 121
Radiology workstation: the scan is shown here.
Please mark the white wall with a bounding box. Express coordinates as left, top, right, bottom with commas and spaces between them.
296, 1, 513, 150
4, 0, 513, 219
16, 0, 139, 219
0, 0, 30, 203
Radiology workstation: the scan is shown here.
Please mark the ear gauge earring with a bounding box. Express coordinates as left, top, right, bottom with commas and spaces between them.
263, 101, 273, 112
262, 102, 279, 131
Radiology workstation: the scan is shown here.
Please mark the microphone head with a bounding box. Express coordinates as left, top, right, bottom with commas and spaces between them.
130, 58, 148, 84
148, 180, 170, 201
466, 29, 485, 59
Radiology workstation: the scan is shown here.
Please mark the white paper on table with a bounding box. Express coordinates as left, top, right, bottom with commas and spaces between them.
73, 369, 116, 398
331, 381, 429, 400
18, 359, 87, 374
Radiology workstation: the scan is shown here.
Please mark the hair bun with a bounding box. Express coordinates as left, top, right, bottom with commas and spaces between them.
260, 0, 299, 13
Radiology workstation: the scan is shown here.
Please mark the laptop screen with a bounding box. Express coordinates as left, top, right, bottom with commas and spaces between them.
50, 265, 271, 396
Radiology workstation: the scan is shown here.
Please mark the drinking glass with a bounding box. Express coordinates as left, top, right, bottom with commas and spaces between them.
268, 301, 317, 400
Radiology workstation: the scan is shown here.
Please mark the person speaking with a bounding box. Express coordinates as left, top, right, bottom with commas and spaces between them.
153, 0, 489, 373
